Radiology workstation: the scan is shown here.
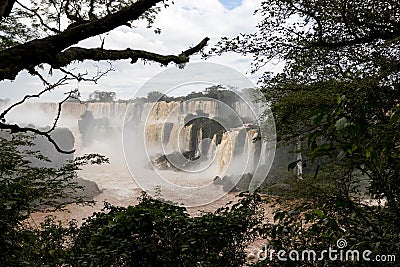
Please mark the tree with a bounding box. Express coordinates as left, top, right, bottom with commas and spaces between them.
88, 90, 116, 102
204, 85, 240, 105
216, 0, 400, 140
216, 0, 400, 265
66, 90, 81, 102
0, 133, 107, 265
146, 90, 168, 102
0, 0, 209, 152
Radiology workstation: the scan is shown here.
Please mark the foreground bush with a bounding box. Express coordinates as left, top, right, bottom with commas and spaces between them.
70, 192, 263, 267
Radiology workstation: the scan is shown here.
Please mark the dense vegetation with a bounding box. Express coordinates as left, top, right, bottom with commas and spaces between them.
217, 0, 400, 265
0, 134, 263, 266
0, 134, 108, 265
132, 85, 243, 105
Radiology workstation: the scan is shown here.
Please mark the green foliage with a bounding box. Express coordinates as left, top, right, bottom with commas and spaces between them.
17, 217, 79, 266
179, 85, 241, 105
1, 190, 263, 266
146, 91, 169, 102
139, 85, 244, 104
203, 85, 240, 106
0, 133, 264, 266
88, 90, 116, 102
0, 132, 107, 265
70, 192, 263, 267
217, 0, 400, 265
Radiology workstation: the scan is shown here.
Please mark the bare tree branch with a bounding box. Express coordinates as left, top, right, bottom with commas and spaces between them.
15, 0, 60, 33
45, 89, 77, 134
0, 0, 210, 80
0, 122, 75, 153
181, 37, 210, 58
0, 74, 76, 153
58, 64, 113, 83
0, 74, 68, 119
0, 87, 76, 154
50, 37, 210, 68
0, 70, 107, 154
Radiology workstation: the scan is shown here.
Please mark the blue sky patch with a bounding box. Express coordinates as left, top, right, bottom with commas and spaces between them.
219, 0, 243, 10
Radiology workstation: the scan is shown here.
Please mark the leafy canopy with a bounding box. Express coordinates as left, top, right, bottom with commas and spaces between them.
217, 0, 400, 265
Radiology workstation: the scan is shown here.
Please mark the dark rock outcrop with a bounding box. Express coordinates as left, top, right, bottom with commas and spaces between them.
1, 128, 101, 202
214, 173, 254, 192
31, 127, 75, 168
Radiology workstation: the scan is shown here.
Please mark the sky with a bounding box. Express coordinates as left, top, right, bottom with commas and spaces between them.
219, 0, 243, 9
0, 0, 284, 102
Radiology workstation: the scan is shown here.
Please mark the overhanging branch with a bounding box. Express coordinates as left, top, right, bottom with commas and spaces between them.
0, 86, 77, 154
0, 0, 165, 80
50, 37, 210, 68
0, 122, 75, 154
0, 72, 104, 154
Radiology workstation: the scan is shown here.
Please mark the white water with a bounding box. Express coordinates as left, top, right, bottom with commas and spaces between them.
2, 99, 274, 211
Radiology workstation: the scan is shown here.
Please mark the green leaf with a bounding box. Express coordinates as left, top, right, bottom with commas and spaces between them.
335, 117, 348, 131
365, 147, 373, 159
389, 109, 400, 124
314, 209, 324, 218
347, 144, 358, 154
336, 95, 346, 105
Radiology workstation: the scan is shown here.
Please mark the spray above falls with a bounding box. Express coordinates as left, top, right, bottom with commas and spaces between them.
0, 62, 277, 207
123, 62, 277, 207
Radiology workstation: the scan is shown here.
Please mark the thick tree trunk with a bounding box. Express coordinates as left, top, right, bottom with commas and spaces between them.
0, 0, 164, 80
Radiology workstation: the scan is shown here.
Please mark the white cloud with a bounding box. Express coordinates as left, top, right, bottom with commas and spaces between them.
1, 0, 267, 102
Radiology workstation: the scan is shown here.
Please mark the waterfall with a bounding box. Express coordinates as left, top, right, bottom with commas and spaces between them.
3, 100, 273, 190
214, 131, 234, 174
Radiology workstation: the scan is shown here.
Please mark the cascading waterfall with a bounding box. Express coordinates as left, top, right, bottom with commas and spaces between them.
3, 100, 272, 191
215, 131, 234, 174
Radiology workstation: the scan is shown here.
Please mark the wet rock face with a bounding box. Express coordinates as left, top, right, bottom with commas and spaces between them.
65, 178, 102, 202
31, 127, 75, 168
213, 173, 254, 192
30, 127, 102, 201
185, 117, 226, 153
151, 154, 178, 171
78, 110, 95, 147
78, 110, 111, 147
151, 150, 202, 171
